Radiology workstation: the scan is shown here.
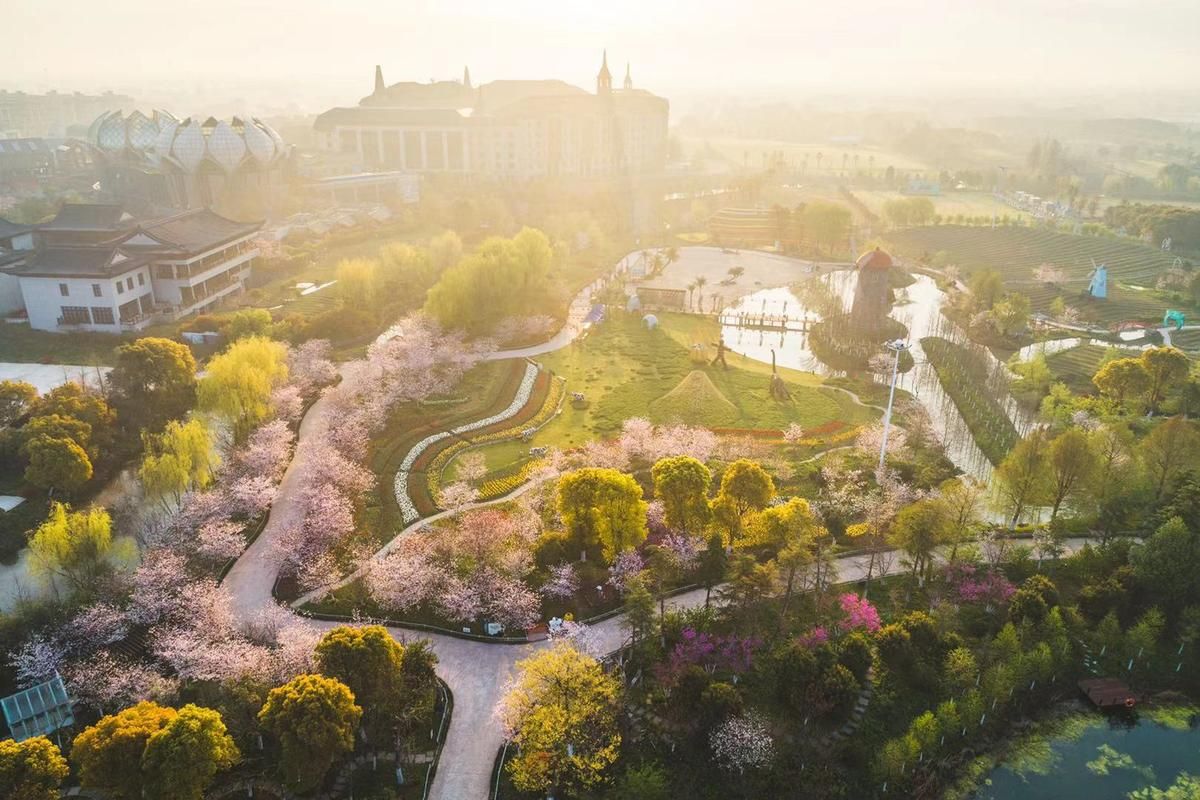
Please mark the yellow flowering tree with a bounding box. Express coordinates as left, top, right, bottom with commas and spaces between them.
498, 644, 621, 796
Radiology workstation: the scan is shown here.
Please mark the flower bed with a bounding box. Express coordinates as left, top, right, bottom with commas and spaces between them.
801, 420, 849, 437
795, 425, 863, 448
461, 373, 561, 447
698, 421, 856, 446
477, 459, 546, 501
424, 374, 565, 507
395, 362, 540, 522
710, 427, 787, 439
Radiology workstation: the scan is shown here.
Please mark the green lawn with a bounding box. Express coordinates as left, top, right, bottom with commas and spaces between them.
0, 324, 124, 365
466, 312, 877, 474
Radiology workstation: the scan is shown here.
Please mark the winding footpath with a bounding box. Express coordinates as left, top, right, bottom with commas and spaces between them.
223, 258, 1094, 800
225, 269, 612, 799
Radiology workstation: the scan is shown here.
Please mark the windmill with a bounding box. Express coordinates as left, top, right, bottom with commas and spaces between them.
1086, 258, 1108, 300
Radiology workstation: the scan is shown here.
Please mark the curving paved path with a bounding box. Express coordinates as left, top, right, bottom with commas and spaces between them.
225, 265, 628, 799
223, 251, 1100, 799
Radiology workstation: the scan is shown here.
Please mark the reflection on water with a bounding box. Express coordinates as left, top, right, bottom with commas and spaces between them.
976, 710, 1200, 800
719, 271, 1037, 482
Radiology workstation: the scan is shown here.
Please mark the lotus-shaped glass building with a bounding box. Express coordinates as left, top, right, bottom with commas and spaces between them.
87, 110, 289, 214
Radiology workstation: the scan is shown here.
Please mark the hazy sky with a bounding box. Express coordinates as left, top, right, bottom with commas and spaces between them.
6, 0, 1199, 111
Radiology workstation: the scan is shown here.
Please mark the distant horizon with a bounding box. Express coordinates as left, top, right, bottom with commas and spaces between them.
5, 0, 1200, 119
3, 77, 1198, 129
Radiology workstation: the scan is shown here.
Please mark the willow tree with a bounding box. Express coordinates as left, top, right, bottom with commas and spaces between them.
1047, 428, 1094, 519
198, 336, 288, 441
138, 418, 219, 508
423, 227, 554, 334
28, 503, 127, 597
1141, 346, 1190, 414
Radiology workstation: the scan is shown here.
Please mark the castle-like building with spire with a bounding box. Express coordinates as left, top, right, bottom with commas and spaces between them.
313, 53, 668, 179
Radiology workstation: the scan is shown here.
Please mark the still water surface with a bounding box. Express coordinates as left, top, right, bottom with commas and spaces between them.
975, 709, 1200, 799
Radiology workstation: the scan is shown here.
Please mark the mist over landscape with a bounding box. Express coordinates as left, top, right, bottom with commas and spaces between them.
2, 3, 1200, 800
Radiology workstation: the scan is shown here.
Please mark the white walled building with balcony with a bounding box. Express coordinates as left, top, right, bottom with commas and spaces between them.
2, 203, 260, 333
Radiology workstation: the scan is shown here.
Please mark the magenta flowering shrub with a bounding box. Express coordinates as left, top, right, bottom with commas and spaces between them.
797, 626, 830, 649
657, 628, 759, 686
838, 592, 882, 633
942, 562, 1015, 606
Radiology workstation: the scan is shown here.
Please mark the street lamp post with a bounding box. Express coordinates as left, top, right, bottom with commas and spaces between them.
879, 339, 910, 470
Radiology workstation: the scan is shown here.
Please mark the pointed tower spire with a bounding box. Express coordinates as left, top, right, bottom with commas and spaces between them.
374, 65, 385, 95
597, 50, 612, 95
623, 62, 633, 91
463, 65, 472, 89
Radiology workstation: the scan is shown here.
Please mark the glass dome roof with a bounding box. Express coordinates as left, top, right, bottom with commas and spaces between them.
86, 109, 286, 174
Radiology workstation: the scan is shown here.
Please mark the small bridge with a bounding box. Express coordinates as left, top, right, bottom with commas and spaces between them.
718, 311, 814, 332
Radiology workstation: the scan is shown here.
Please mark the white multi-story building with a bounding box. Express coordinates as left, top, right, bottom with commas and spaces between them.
1, 203, 260, 333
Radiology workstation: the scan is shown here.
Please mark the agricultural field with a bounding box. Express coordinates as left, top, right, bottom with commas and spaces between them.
853, 190, 1030, 223
465, 312, 878, 477
1094, 195, 1200, 214
1044, 343, 1113, 394
680, 135, 931, 173
885, 225, 1186, 324
1022, 282, 1173, 326
885, 225, 1182, 287
1168, 328, 1200, 351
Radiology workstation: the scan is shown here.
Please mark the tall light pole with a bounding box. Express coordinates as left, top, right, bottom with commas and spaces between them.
879, 339, 910, 470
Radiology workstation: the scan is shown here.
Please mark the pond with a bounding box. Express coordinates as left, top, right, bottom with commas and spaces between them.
718, 271, 1039, 481
972, 707, 1200, 799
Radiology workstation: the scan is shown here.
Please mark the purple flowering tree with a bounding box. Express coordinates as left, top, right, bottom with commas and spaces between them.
657, 628, 759, 687
838, 592, 882, 633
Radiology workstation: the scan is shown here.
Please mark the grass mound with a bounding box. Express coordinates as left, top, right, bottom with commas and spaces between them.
648, 369, 741, 426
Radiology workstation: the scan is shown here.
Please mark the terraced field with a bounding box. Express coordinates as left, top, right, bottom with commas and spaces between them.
1021, 282, 1170, 326
885, 226, 1180, 288
1168, 329, 1200, 351
854, 190, 1030, 223
1044, 344, 1112, 394
885, 225, 1187, 325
